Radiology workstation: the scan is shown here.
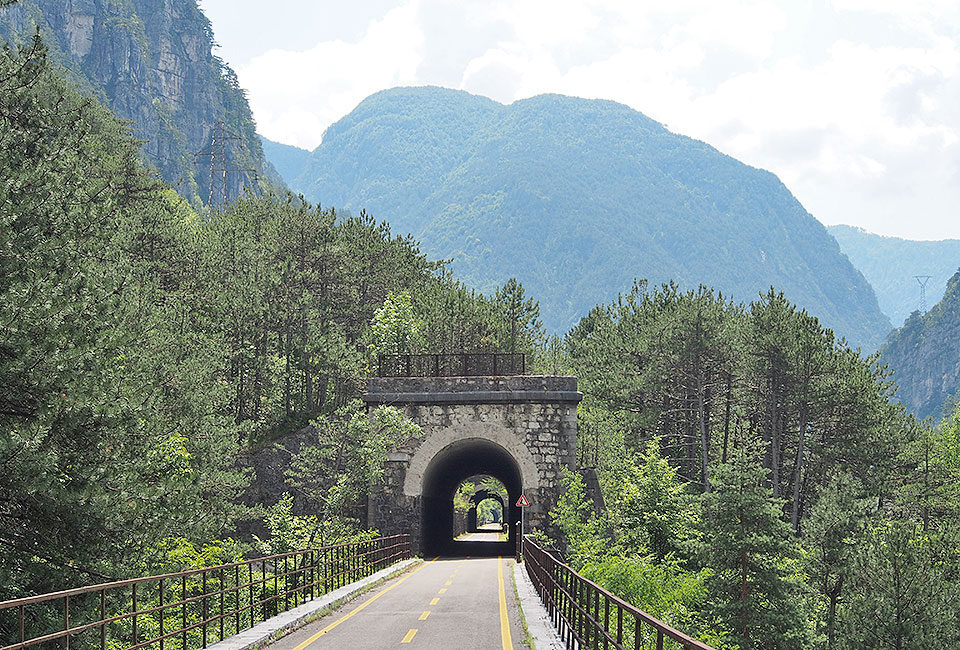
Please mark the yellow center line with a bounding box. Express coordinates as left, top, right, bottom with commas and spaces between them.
498, 557, 514, 650
438, 588, 447, 594
401, 629, 418, 643
430, 597, 439, 605
445, 581, 452, 586
290, 558, 437, 650
419, 611, 430, 621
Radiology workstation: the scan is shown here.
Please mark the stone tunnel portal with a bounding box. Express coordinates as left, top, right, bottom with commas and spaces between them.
422, 438, 520, 557
364, 374, 582, 558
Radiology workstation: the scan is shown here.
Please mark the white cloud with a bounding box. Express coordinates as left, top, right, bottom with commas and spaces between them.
214, 0, 960, 239
237, 1, 425, 149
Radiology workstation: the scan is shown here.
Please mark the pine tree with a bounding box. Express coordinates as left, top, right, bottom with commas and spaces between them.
701, 436, 810, 649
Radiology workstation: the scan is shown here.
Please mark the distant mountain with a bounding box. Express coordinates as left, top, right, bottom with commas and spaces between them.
289, 86, 891, 348
828, 225, 960, 327
0, 0, 281, 207
882, 269, 960, 420
260, 136, 311, 189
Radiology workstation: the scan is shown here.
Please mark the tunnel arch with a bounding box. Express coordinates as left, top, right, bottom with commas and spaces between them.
403, 422, 540, 496
468, 488, 506, 531
420, 437, 523, 556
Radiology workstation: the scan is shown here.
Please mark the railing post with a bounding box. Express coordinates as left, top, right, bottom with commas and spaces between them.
131, 584, 137, 648
159, 578, 165, 650
235, 564, 240, 634
182, 575, 187, 650
248, 563, 254, 628
219, 567, 225, 641
202, 571, 207, 648
63, 595, 69, 650
100, 591, 106, 650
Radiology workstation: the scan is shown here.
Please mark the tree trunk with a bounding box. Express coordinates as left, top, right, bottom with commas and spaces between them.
791, 403, 809, 534
697, 372, 711, 492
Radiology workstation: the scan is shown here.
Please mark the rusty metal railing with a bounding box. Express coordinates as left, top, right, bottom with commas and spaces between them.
376, 353, 525, 377
522, 536, 715, 650
0, 534, 410, 650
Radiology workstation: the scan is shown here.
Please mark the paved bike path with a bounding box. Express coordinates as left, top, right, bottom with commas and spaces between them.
266, 557, 525, 650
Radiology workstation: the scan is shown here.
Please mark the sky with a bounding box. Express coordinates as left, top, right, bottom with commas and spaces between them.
198, 0, 960, 241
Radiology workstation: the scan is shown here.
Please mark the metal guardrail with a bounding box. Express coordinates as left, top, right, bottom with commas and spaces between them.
522, 536, 715, 650
377, 353, 525, 377
0, 534, 411, 650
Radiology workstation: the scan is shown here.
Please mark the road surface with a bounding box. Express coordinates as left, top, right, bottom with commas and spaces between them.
267, 557, 526, 650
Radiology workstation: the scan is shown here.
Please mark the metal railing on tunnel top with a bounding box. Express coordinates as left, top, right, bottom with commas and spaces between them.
0, 534, 410, 650
376, 353, 526, 377
522, 536, 716, 650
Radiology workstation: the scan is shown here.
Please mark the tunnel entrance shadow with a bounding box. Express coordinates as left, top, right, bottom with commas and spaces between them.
421, 438, 521, 558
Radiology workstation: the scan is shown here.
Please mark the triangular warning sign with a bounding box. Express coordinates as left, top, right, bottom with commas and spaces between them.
516, 494, 531, 507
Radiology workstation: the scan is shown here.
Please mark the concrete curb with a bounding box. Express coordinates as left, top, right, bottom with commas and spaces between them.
204, 559, 420, 650
513, 561, 565, 650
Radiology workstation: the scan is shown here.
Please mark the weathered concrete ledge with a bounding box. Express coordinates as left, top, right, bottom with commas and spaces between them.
364, 390, 583, 404
203, 559, 419, 650
365, 375, 582, 405
514, 561, 565, 649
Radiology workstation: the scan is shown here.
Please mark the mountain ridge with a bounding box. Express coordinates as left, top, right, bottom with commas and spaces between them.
0, 0, 280, 207
286, 85, 891, 348
828, 224, 960, 327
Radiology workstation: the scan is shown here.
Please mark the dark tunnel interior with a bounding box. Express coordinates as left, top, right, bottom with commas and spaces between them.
421, 438, 522, 557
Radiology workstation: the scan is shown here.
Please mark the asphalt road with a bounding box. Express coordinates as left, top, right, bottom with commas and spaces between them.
267, 557, 526, 650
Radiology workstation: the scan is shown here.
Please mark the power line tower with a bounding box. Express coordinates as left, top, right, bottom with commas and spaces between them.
915, 275, 933, 313
195, 121, 257, 211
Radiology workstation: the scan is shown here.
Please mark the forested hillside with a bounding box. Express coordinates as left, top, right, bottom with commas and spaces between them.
554, 281, 960, 649
828, 224, 960, 327
882, 270, 960, 420
0, 36, 544, 596
0, 0, 281, 207
289, 86, 891, 349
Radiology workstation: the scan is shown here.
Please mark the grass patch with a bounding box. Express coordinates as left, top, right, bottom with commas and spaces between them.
511, 560, 537, 649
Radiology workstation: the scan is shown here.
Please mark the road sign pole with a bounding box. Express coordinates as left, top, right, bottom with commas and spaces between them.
515, 492, 530, 563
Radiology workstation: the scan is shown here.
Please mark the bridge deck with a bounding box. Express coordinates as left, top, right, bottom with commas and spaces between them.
264, 557, 524, 650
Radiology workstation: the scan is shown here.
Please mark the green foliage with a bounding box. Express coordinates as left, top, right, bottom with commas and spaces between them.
840, 523, 960, 650
0, 36, 249, 595
802, 472, 872, 650
612, 441, 698, 561
369, 290, 422, 357
578, 556, 726, 649
701, 437, 812, 650
283, 404, 421, 546
453, 481, 475, 513
550, 468, 608, 564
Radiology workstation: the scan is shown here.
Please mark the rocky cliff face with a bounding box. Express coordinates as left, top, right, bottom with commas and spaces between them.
882, 269, 960, 420
0, 0, 281, 207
